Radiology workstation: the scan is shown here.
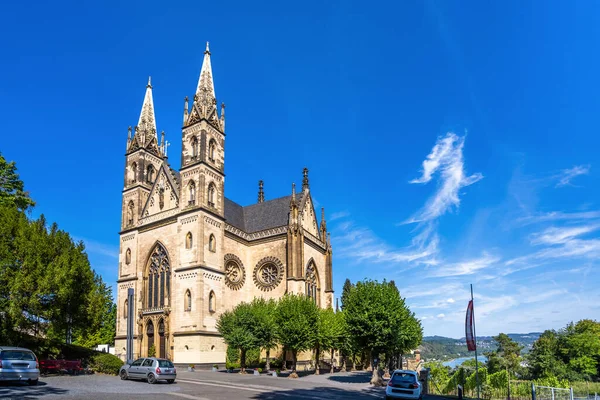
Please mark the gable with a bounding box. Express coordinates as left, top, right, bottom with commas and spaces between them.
300, 193, 320, 238
141, 164, 180, 217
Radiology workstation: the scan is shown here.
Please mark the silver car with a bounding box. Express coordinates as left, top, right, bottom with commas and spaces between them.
0, 346, 40, 385
119, 357, 176, 384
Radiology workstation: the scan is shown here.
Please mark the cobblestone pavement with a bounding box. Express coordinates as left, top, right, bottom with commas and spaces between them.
0, 370, 392, 400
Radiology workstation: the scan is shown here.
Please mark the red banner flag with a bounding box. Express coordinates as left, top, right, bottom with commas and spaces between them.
465, 300, 476, 351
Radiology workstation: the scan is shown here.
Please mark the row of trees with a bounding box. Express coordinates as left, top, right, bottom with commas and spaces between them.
217, 279, 423, 385
0, 153, 115, 347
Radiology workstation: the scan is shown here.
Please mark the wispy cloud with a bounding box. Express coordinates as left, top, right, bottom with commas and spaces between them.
428, 253, 500, 278
517, 210, 600, 226
555, 165, 590, 187
530, 224, 600, 246
329, 211, 350, 221
407, 133, 483, 223
74, 236, 119, 259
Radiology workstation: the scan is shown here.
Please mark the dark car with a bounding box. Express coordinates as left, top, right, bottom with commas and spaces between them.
119, 357, 176, 384
0, 346, 40, 385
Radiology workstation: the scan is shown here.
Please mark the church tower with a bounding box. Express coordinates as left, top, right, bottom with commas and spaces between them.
179, 42, 226, 271
121, 78, 166, 232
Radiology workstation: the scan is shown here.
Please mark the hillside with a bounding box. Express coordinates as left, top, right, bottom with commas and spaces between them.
418, 333, 541, 361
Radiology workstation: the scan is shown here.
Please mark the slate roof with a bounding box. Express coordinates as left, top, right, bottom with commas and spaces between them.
224, 194, 303, 233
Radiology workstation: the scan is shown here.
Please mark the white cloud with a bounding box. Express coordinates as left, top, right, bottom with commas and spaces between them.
517, 211, 600, 226
407, 133, 483, 224
437, 313, 445, 319
428, 253, 500, 278
447, 298, 455, 303
555, 165, 590, 187
530, 224, 600, 246
329, 211, 350, 221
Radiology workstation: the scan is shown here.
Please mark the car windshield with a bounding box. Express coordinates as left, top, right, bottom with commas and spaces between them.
158, 360, 174, 368
1, 350, 36, 361
392, 373, 416, 383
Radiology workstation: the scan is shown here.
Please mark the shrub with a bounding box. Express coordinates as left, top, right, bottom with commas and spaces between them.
90, 353, 123, 375
148, 344, 156, 357
257, 368, 263, 373
226, 346, 239, 364
247, 347, 260, 366
226, 361, 240, 370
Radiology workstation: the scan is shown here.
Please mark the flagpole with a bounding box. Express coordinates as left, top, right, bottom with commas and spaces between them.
471, 284, 481, 400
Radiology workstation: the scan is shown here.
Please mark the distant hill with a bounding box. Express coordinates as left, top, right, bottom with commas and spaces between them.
419, 333, 541, 361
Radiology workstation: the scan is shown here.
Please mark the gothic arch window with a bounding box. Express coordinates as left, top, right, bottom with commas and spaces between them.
127, 201, 134, 226
188, 181, 196, 206
125, 248, 131, 265
185, 290, 191, 311
209, 291, 216, 313
131, 162, 137, 183
208, 139, 216, 162
185, 232, 193, 249
208, 183, 216, 207
191, 136, 198, 159
209, 234, 216, 252
123, 299, 128, 319
146, 243, 171, 309
146, 165, 155, 183
305, 260, 319, 304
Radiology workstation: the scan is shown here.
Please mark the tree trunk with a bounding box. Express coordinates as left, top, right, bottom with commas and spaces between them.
289, 350, 299, 378
315, 345, 320, 375
330, 348, 335, 374
265, 349, 270, 371
240, 349, 247, 374
367, 350, 373, 371
281, 348, 287, 371
370, 350, 383, 386
341, 353, 347, 372
351, 353, 356, 371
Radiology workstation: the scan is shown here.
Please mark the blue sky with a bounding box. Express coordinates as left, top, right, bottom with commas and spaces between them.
1, 1, 599, 338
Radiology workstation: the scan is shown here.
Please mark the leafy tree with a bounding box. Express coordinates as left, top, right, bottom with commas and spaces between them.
248, 298, 277, 371
0, 153, 35, 212
274, 294, 318, 378
340, 278, 352, 310
426, 361, 451, 393
344, 279, 405, 386
216, 302, 260, 373
527, 330, 568, 379
314, 307, 345, 374
485, 333, 523, 376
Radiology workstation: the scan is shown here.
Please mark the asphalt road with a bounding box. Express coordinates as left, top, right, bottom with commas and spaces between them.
0, 370, 391, 400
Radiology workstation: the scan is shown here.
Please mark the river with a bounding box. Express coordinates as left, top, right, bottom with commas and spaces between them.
442, 355, 488, 368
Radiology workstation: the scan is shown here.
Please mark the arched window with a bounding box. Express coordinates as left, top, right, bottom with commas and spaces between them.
209, 139, 216, 161
131, 162, 137, 183
125, 248, 131, 265
188, 181, 196, 206
191, 137, 198, 159
185, 290, 192, 311
124, 299, 128, 319
185, 232, 193, 249
146, 243, 170, 309
209, 234, 216, 252
127, 201, 134, 226
208, 183, 216, 207
146, 165, 155, 183
305, 261, 319, 304
209, 291, 216, 313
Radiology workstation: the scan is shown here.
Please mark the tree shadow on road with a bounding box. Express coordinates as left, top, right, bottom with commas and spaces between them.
0, 381, 69, 399
327, 371, 374, 384
250, 385, 385, 400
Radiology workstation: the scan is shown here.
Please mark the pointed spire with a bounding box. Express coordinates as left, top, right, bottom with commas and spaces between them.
137, 77, 157, 139
290, 183, 297, 207
220, 102, 226, 132
183, 96, 189, 125
258, 180, 265, 203
194, 42, 216, 105
302, 167, 309, 191
320, 207, 327, 238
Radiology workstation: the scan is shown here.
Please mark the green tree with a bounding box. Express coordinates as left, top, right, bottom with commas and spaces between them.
274, 294, 319, 378
216, 302, 260, 373
485, 333, 523, 376
340, 278, 352, 310
426, 361, 451, 394
562, 320, 600, 379
527, 330, 568, 379
248, 298, 278, 371
0, 153, 35, 212
344, 279, 406, 386
314, 307, 345, 374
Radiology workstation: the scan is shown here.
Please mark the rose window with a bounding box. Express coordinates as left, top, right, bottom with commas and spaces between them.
224, 254, 245, 290
253, 257, 283, 291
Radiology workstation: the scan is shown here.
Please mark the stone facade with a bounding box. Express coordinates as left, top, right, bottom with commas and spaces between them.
114, 43, 334, 364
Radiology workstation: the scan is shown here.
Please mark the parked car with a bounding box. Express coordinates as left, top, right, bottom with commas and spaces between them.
119, 357, 176, 384
0, 346, 40, 385
385, 369, 422, 400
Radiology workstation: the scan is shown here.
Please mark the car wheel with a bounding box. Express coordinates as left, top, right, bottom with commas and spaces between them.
167, 379, 175, 384
29, 379, 39, 386
147, 373, 157, 384
120, 370, 128, 380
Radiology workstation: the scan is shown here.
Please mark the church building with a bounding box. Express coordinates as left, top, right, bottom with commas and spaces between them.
114, 43, 334, 365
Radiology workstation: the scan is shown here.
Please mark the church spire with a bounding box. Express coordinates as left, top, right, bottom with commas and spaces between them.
138, 76, 157, 136
302, 167, 310, 191
258, 180, 265, 203
185, 42, 223, 130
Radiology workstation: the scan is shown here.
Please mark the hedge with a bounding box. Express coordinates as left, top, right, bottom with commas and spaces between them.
90, 353, 123, 375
